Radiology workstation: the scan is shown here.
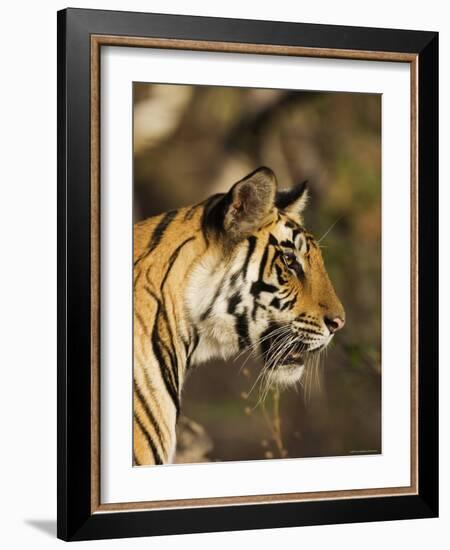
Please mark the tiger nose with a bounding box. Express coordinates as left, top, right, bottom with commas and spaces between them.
324, 316, 345, 334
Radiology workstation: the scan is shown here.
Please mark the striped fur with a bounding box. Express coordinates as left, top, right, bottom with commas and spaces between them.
134, 167, 344, 465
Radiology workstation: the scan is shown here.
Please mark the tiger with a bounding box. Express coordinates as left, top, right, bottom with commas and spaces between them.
133, 167, 345, 466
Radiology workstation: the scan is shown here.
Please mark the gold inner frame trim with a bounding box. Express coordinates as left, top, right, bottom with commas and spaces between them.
90, 34, 419, 514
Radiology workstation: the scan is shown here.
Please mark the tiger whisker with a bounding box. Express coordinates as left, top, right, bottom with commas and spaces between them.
234, 325, 290, 362
258, 334, 298, 403
264, 334, 293, 372
247, 336, 290, 401
237, 328, 292, 374
317, 216, 343, 243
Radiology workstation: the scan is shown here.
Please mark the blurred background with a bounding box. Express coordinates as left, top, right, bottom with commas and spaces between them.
133, 82, 381, 464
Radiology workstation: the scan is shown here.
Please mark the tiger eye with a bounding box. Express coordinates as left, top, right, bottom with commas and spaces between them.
282, 251, 297, 267
282, 251, 304, 278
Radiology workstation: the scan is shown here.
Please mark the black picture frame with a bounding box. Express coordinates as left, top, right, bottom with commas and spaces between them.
57, 7, 438, 541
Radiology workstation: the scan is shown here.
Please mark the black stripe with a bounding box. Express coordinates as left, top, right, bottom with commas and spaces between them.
151, 310, 180, 417
258, 242, 270, 281
134, 210, 178, 267
143, 285, 179, 389
186, 328, 200, 370
250, 236, 279, 298
183, 205, 198, 221
305, 239, 310, 255
306, 234, 318, 249
134, 412, 164, 465
148, 210, 178, 250
142, 237, 195, 397
158, 306, 180, 395
274, 263, 287, 285
229, 270, 241, 287
298, 314, 321, 323
269, 249, 281, 273
268, 233, 278, 246
134, 381, 165, 452
284, 219, 297, 229
250, 279, 277, 297
270, 297, 281, 309
200, 273, 227, 321
133, 452, 141, 466
137, 359, 172, 438
294, 262, 306, 281
160, 237, 195, 291
144, 284, 160, 302
157, 314, 179, 391
298, 320, 322, 329
133, 266, 143, 289
299, 326, 323, 336
140, 284, 179, 400
242, 236, 257, 277
252, 298, 267, 320
280, 296, 297, 311
235, 312, 250, 349
292, 227, 304, 241
227, 292, 241, 314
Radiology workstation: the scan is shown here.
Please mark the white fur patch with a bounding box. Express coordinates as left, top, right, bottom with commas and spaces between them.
272, 364, 305, 387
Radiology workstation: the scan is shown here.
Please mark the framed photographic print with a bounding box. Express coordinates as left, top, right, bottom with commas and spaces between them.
57, 8, 438, 541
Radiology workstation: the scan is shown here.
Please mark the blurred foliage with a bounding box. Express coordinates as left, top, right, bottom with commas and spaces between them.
134, 83, 381, 462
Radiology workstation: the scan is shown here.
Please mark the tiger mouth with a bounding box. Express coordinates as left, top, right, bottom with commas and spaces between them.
267, 343, 327, 369
280, 351, 306, 366
262, 333, 309, 369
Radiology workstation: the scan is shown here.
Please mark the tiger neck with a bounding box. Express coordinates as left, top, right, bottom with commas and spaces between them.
135, 234, 206, 377
145, 237, 203, 376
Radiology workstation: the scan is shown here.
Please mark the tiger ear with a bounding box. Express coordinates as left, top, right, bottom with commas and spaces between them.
223, 167, 277, 241
275, 181, 309, 222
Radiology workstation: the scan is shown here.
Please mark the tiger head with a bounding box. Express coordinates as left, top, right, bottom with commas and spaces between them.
187, 167, 345, 388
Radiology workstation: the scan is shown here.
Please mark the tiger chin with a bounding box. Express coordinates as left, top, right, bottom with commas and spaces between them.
133, 167, 345, 465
